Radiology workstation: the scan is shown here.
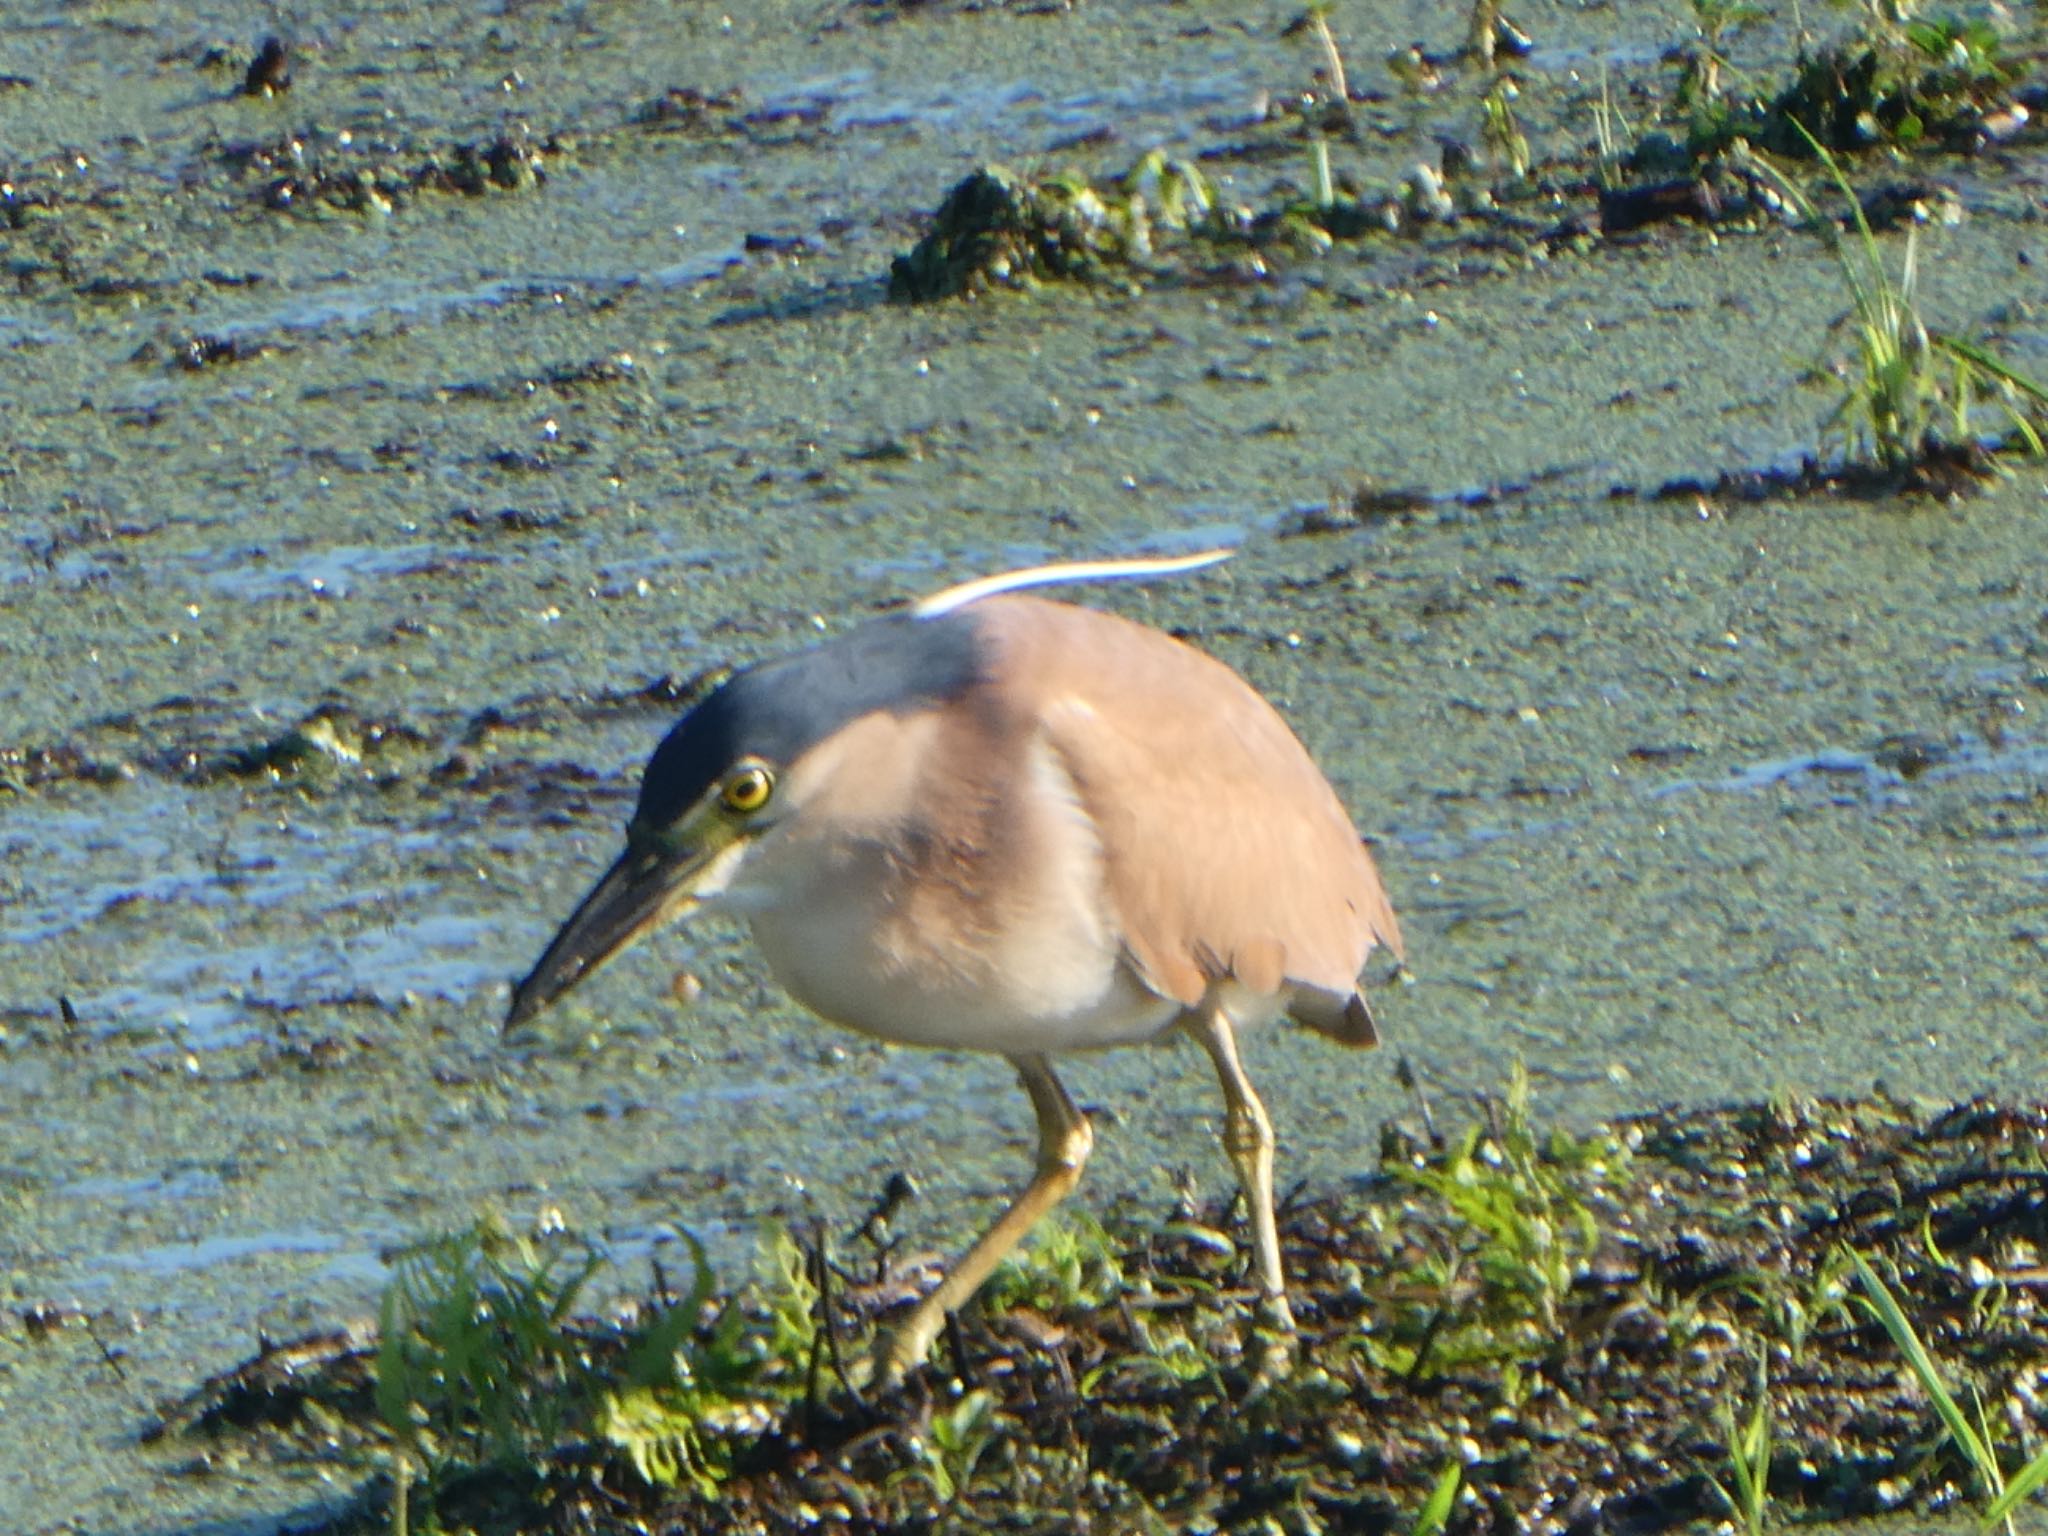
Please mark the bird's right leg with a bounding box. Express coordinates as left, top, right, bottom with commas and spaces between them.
873, 1053, 1093, 1385
1186, 1001, 1297, 1376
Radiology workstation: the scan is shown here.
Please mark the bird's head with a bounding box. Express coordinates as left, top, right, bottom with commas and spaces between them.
504, 610, 980, 1032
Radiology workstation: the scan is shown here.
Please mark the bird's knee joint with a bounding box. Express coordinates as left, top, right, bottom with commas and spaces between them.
1222, 1104, 1271, 1161
1039, 1115, 1093, 1180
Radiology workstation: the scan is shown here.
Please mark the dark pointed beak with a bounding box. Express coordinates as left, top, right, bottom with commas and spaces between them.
505, 837, 726, 1033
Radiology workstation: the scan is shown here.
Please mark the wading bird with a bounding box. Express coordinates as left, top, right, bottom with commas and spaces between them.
507, 551, 1402, 1383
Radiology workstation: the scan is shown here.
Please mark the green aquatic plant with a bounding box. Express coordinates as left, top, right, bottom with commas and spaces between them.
1479, 78, 1530, 179
1639, 0, 2034, 173
374, 1214, 602, 1480
1303, 3, 1352, 114
1407, 1062, 1619, 1328
982, 1211, 1124, 1317
598, 1228, 822, 1493
1705, 1347, 1776, 1536
1744, 129, 2048, 471
156, 1093, 2048, 1534
896, 1387, 1001, 1504
1770, 1240, 1859, 1366
1763, 10, 2021, 154
371, 1215, 825, 1518
1846, 1247, 2048, 1533
373, 1214, 603, 1533
1308, 135, 1336, 210
599, 1384, 731, 1497
1590, 66, 1633, 191
1408, 1458, 1464, 1536
1465, 0, 1502, 70
757, 1227, 823, 1374
1365, 1061, 1627, 1379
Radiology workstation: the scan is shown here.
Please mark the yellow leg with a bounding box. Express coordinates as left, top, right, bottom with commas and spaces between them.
1187, 1004, 1298, 1347
874, 1053, 1093, 1385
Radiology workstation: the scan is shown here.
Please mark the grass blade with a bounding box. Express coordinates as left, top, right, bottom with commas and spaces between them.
1845, 1247, 1999, 1494
1936, 336, 2048, 407
1981, 1448, 2048, 1530
1409, 1457, 1463, 1536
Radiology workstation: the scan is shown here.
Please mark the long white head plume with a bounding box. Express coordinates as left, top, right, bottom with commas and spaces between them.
911, 547, 1236, 620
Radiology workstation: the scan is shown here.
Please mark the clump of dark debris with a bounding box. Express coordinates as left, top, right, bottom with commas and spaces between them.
216, 122, 560, 215
887, 162, 1189, 301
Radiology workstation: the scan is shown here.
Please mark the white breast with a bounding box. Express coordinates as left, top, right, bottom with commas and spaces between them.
739, 732, 1182, 1054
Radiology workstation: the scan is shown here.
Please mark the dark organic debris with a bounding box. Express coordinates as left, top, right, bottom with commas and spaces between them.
220, 124, 559, 215
426, 130, 551, 197
450, 505, 571, 534
546, 353, 637, 391
487, 447, 556, 475
889, 156, 1218, 301
1638, 16, 2034, 194
1283, 481, 1435, 536
744, 231, 817, 256
175, 332, 266, 369
1598, 176, 1727, 236
162, 1093, 2048, 1536
149, 1328, 372, 1439
624, 667, 732, 711
1856, 178, 1961, 232
1648, 438, 2001, 505
1594, 10, 2036, 248
888, 143, 1608, 301
207, 707, 427, 782
20, 1300, 96, 1337
633, 85, 745, 132
242, 36, 291, 98
0, 743, 132, 791
1872, 732, 1950, 779
888, 164, 1150, 302
1764, 35, 2018, 157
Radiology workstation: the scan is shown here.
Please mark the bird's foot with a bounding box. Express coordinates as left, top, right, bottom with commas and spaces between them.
865, 1305, 945, 1391
811, 1315, 929, 1400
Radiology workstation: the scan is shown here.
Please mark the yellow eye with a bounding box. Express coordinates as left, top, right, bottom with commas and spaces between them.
721, 764, 774, 815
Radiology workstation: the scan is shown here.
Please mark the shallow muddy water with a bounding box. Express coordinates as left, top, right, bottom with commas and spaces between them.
2, 1, 2045, 1531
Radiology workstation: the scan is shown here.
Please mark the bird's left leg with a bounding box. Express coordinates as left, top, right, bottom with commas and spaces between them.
872, 1052, 1093, 1385
1186, 1001, 1297, 1361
